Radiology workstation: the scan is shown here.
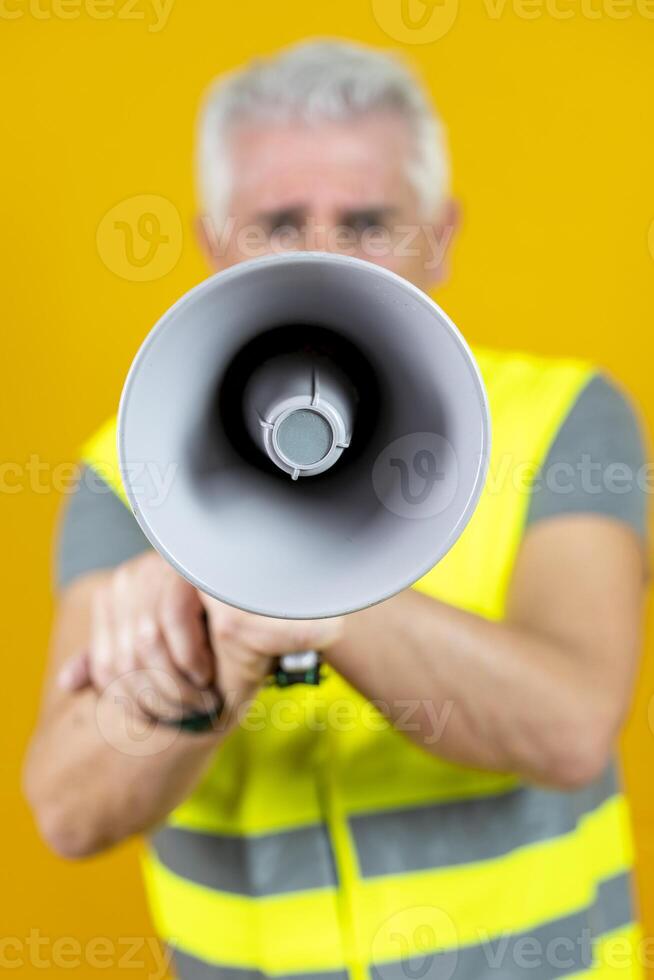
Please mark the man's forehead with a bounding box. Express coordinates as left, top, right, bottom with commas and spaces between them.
227, 113, 413, 207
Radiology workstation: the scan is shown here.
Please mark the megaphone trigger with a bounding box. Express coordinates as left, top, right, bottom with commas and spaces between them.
273, 650, 323, 687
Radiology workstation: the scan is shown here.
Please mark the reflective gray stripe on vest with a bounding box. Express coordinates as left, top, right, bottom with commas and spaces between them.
370, 872, 633, 980
151, 822, 337, 897
170, 953, 348, 980
351, 765, 618, 878
168, 872, 632, 980
153, 767, 619, 896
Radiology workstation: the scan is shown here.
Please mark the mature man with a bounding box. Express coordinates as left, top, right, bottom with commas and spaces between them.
25, 40, 648, 980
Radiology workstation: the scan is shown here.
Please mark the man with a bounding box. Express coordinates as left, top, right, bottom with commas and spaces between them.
25, 39, 648, 980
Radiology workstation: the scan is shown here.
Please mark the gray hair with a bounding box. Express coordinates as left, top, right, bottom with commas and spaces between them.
196, 39, 450, 225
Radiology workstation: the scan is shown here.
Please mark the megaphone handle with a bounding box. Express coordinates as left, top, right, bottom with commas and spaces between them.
274, 650, 322, 687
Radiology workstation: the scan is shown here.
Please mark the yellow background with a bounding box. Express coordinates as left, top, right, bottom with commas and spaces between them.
1, 0, 653, 975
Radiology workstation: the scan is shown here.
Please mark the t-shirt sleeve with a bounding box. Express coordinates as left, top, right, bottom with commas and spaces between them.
55, 465, 152, 589
525, 374, 649, 540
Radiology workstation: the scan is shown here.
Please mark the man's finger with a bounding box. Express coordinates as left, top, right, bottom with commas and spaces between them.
159, 582, 214, 689
58, 652, 92, 691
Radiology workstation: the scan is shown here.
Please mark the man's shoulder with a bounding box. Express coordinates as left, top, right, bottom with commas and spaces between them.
471, 344, 595, 390
471, 345, 599, 459
55, 414, 149, 590
82, 413, 119, 462
471, 346, 641, 425
80, 414, 124, 503
523, 366, 648, 540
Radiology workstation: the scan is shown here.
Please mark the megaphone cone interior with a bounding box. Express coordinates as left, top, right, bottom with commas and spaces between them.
118, 253, 490, 620
242, 349, 357, 480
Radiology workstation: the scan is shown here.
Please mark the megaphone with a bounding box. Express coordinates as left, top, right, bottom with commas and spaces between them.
118, 252, 490, 682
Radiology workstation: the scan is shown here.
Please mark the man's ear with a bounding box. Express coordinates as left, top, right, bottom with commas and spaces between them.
194, 212, 228, 272
425, 198, 460, 288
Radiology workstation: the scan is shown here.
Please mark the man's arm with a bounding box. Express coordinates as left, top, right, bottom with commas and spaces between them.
324, 373, 648, 789
25, 465, 344, 860
24, 553, 343, 859
324, 515, 646, 789
23, 565, 226, 860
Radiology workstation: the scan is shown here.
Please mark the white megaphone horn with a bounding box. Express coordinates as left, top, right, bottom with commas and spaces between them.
118, 253, 490, 684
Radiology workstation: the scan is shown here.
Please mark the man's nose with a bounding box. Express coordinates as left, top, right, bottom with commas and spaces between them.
298, 214, 330, 252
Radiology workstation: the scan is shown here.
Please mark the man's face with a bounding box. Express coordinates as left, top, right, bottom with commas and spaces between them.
199, 112, 456, 292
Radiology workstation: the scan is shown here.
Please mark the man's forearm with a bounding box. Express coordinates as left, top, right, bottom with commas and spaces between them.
325, 589, 619, 789
24, 689, 227, 858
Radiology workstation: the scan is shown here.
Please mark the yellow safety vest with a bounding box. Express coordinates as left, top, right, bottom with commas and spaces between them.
83, 347, 641, 980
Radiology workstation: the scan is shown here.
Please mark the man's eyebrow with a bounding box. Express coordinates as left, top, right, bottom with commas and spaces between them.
254, 206, 306, 227
339, 206, 398, 223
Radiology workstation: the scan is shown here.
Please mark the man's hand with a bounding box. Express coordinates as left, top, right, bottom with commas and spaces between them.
58, 551, 221, 722
57, 550, 346, 720
200, 598, 345, 705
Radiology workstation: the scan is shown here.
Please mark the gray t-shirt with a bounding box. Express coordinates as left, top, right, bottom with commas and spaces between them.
55, 375, 648, 589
